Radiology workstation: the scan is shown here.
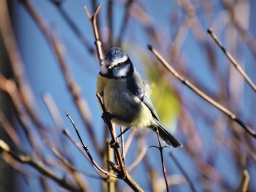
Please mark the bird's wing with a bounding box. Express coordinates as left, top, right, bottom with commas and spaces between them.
141, 94, 159, 120
127, 73, 159, 120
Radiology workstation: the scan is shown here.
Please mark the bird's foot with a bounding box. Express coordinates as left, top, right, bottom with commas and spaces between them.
101, 111, 115, 123
109, 140, 120, 148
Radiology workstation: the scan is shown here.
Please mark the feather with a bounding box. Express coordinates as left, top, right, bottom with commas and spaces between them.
153, 120, 182, 148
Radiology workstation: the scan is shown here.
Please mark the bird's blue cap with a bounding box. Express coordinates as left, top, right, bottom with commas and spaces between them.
104, 47, 128, 69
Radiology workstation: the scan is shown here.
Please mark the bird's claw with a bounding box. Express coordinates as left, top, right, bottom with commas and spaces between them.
110, 140, 120, 148
101, 111, 114, 123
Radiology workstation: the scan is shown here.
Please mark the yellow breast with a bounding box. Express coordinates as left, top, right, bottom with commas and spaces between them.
96, 74, 152, 128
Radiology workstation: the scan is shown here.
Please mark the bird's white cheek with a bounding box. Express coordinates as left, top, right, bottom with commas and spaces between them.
100, 65, 108, 74
113, 64, 130, 77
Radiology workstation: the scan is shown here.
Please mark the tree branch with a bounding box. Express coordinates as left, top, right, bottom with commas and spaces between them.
169, 153, 196, 192
207, 28, 256, 92
148, 45, 256, 138
84, 4, 104, 66
0, 0, 45, 131
0, 139, 81, 192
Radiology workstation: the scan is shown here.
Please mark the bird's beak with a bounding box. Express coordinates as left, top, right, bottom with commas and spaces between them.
106, 64, 114, 69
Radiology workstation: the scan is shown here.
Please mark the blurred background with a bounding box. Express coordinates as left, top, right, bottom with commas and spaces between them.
1, 0, 256, 191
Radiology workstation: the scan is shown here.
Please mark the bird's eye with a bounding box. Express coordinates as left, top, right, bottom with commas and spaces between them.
116, 59, 129, 67
117, 62, 125, 67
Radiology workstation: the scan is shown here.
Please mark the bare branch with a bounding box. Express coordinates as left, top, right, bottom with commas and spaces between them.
222, 0, 256, 58
154, 129, 169, 192
42, 92, 63, 128
237, 169, 250, 192
96, 93, 144, 191
207, 28, 256, 92
62, 129, 117, 179
51, 31, 100, 152
169, 153, 196, 192
84, 4, 104, 66
116, 0, 134, 47
0, 0, 45, 131
19, 0, 100, 152
0, 139, 81, 192
148, 45, 256, 138
48, 0, 95, 54
108, 161, 144, 192
0, 112, 20, 146
127, 144, 147, 172
0, 75, 41, 152
96, 93, 127, 177
106, 140, 116, 192
44, 140, 90, 191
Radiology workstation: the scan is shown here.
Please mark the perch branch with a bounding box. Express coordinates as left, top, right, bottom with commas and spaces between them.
85, 3, 143, 191
96, 94, 144, 191
96, 94, 126, 176
108, 161, 144, 192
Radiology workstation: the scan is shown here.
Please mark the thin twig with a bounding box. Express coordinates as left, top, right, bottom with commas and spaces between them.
106, 140, 116, 192
169, 153, 196, 192
116, 0, 134, 47
127, 145, 147, 172
84, 4, 104, 66
120, 127, 125, 160
96, 94, 144, 191
96, 93, 127, 178
42, 92, 74, 162
42, 92, 63, 128
0, 0, 45, 131
20, 0, 100, 153
155, 129, 169, 192
123, 129, 136, 156
0, 139, 81, 192
0, 111, 20, 146
221, 0, 256, 58
106, 0, 114, 49
237, 169, 250, 192
207, 28, 256, 92
65, 113, 87, 151
44, 139, 79, 173
148, 45, 256, 138
51, 32, 101, 152
65, 112, 112, 182
62, 129, 117, 178
1, 151, 29, 179
107, 161, 144, 192
48, 0, 95, 54
44, 140, 92, 191
0, 75, 40, 152
86, 4, 144, 191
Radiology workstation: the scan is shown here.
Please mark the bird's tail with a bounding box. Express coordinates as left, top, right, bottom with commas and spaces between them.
152, 120, 182, 148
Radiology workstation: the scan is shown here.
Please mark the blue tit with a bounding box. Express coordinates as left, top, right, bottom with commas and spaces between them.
96, 47, 182, 148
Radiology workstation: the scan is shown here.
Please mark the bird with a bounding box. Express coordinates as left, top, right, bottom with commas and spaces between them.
96, 47, 182, 148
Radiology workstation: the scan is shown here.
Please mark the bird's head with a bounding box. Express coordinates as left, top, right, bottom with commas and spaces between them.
100, 47, 133, 78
